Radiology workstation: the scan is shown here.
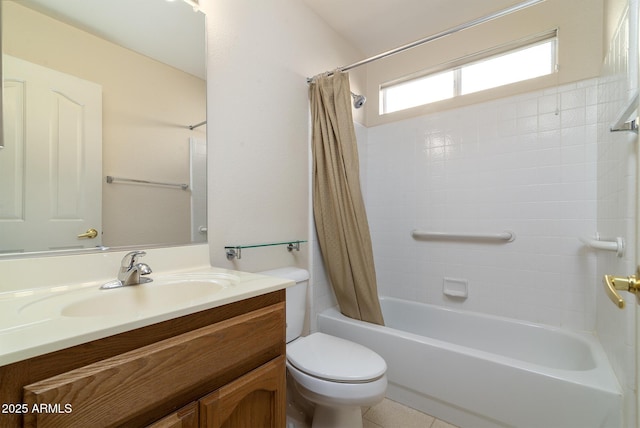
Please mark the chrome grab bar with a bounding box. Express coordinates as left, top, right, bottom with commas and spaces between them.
106, 175, 189, 190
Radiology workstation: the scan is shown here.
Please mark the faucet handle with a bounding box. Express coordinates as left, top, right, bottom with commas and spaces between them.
121, 250, 146, 269
137, 263, 152, 276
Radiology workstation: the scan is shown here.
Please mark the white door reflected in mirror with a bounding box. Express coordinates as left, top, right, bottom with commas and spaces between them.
1, 56, 102, 253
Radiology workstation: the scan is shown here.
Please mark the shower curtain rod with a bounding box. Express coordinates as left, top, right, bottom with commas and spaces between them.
306, 0, 544, 82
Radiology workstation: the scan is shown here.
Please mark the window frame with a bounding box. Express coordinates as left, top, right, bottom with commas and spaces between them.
379, 30, 558, 115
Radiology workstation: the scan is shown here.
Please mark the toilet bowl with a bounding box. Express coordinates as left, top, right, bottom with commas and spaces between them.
287, 332, 387, 427
258, 268, 387, 428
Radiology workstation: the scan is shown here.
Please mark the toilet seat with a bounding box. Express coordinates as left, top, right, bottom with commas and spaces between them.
287, 332, 386, 383
287, 360, 387, 407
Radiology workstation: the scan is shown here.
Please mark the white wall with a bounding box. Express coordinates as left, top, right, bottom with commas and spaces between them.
202, 0, 363, 275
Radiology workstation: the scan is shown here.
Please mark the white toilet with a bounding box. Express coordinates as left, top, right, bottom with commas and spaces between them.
259, 267, 387, 428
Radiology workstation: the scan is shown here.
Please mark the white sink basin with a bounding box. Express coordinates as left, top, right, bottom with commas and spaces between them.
61, 279, 226, 317
18, 273, 238, 319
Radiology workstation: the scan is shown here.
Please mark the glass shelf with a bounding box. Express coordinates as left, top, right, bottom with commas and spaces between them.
225, 240, 307, 260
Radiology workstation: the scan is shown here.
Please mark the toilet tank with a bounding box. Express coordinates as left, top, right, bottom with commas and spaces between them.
257, 267, 309, 343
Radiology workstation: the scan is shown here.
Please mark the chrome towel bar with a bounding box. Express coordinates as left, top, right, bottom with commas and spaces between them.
188, 120, 206, 130
411, 230, 515, 242
106, 175, 189, 190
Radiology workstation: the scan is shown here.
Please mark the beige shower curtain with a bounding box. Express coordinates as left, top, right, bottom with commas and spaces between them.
309, 72, 384, 325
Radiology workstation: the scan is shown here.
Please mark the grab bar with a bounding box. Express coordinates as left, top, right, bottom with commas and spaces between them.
411, 230, 515, 242
579, 233, 625, 257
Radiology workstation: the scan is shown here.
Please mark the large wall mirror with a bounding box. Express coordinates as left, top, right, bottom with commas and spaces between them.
0, 0, 207, 256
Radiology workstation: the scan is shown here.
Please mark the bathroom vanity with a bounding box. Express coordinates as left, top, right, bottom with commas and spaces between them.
0, 246, 292, 427
0, 291, 286, 428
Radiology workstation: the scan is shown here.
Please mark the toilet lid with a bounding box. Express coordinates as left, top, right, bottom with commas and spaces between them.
287, 332, 386, 382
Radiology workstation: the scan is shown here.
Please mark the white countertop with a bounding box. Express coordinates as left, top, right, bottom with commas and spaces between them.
0, 245, 293, 366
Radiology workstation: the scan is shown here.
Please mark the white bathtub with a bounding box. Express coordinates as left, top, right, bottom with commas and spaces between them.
318, 297, 622, 428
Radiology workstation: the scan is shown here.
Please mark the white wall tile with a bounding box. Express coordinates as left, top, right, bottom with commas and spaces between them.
596, 4, 637, 426
366, 78, 599, 330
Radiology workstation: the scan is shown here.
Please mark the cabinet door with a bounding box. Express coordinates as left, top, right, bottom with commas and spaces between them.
200, 356, 285, 428
147, 402, 198, 428
22, 304, 284, 427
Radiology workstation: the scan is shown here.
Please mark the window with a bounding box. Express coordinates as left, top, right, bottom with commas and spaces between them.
380, 33, 557, 114
382, 70, 455, 114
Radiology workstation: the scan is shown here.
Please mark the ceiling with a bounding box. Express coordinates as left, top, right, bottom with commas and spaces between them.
16, 0, 206, 79
16, 0, 537, 80
301, 0, 532, 58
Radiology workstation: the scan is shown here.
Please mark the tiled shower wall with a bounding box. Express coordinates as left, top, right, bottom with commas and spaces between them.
365, 80, 600, 331
596, 3, 637, 426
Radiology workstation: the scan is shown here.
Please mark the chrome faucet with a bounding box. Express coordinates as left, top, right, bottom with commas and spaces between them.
118, 251, 152, 285
101, 251, 153, 289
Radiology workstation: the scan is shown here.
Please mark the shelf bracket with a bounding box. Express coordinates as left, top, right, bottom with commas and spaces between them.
610, 91, 639, 133
226, 247, 241, 260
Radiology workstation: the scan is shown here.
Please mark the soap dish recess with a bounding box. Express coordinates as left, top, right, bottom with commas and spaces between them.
443, 277, 468, 299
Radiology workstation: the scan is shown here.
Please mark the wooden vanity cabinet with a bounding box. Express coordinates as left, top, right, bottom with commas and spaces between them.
148, 402, 199, 428
0, 290, 286, 428
198, 356, 285, 427
150, 356, 285, 428
147, 357, 286, 428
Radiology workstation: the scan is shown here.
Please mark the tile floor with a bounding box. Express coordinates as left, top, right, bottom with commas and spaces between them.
363, 399, 459, 428
287, 394, 459, 428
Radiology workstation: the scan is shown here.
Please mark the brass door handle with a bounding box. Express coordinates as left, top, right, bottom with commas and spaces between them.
603, 272, 640, 309
77, 228, 98, 239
